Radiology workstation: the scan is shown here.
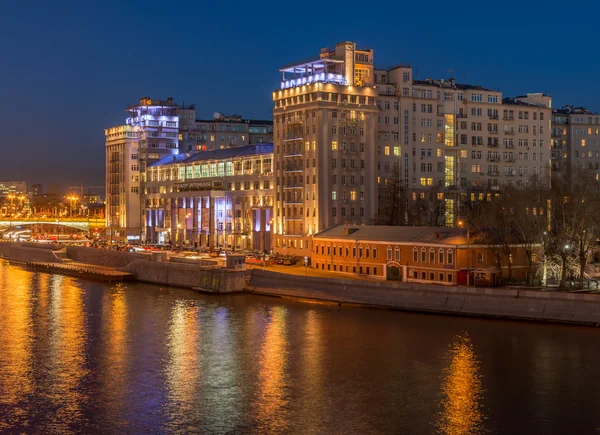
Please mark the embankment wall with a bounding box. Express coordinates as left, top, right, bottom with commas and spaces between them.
0, 244, 62, 263
248, 270, 600, 326
66, 246, 150, 267
120, 259, 246, 292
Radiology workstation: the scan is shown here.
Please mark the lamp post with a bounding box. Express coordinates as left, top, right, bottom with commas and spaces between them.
263, 218, 274, 269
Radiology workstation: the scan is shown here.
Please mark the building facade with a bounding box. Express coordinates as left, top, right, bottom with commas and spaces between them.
0, 181, 26, 196
312, 225, 533, 284
551, 106, 600, 185
273, 41, 379, 258
144, 144, 274, 250
374, 66, 552, 226
179, 112, 273, 153
105, 97, 180, 242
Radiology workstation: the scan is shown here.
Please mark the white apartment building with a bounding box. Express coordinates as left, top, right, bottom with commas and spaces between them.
105, 97, 179, 242
374, 68, 552, 225
273, 41, 379, 257
551, 106, 600, 185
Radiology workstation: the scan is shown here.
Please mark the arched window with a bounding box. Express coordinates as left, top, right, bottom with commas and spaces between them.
387, 246, 393, 260
447, 249, 454, 264
438, 248, 445, 264
373, 246, 378, 259
413, 247, 418, 262
429, 248, 435, 263
395, 246, 401, 261
421, 247, 427, 263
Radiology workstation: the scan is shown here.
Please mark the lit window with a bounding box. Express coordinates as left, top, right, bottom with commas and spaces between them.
332, 141, 338, 150
384, 146, 390, 155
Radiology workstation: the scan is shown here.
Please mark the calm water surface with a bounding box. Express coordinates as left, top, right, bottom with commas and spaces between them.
0, 260, 599, 434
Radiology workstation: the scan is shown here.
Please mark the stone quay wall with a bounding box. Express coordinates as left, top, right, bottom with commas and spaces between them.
66, 246, 151, 267
0, 243, 62, 263
248, 270, 600, 326
120, 259, 246, 292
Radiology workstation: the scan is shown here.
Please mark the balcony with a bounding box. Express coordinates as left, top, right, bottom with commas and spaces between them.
505, 143, 515, 149
504, 156, 516, 162
489, 115, 499, 120
284, 152, 304, 158
283, 184, 304, 189
283, 200, 304, 204
503, 116, 514, 121
504, 130, 514, 135
487, 143, 499, 148
486, 156, 500, 162
457, 113, 468, 118
284, 217, 303, 221
488, 130, 499, 135
283, 137, 303, 142
487, 171, 500, 176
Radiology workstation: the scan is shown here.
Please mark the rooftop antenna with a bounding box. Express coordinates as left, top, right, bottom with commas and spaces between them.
447, 68, 454, 78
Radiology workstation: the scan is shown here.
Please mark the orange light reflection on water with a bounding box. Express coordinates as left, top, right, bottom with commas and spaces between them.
255, 306, 289, 434
437, 333, 485, 435
0, 265, 34, 430
47, 275, 89, 430
165, 300, 201, 416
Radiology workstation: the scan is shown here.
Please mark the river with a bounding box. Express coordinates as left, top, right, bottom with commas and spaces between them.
0, 260, 599, 434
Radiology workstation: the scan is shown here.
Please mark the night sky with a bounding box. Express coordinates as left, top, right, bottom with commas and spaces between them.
2, 0, 599, 190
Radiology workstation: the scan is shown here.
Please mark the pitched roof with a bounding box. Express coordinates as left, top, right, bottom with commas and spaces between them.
313, 225, 468, 245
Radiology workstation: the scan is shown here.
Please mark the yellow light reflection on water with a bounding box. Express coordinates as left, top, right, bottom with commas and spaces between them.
102, 282, 129, 407
0, 265, 34, 419
47, 275, 88, 429
256, 306, 289, 434
437, 334, 485, 435
165, 300, 201, 415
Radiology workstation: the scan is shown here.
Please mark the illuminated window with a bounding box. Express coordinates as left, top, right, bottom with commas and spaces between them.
460, 150, 467, 158
582, 139, 586, 147
394, 146, 400, 156
332, 141, 338, 150
332, 191, 337, 200
350, 191, 357, 201
384, 146, 390, 155
437, 149, 443, 157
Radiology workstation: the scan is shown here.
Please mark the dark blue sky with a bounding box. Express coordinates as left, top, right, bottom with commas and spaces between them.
2, 0, 598, 190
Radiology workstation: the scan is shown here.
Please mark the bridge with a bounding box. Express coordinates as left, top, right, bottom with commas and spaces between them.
0, 218, 106, 232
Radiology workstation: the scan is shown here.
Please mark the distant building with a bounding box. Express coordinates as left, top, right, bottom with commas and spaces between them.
144, 144, 274, 249
83, 194, 103, 205
551, 106, 600, 185
0, 181, 26, 196
30, 184, 42, 196
179, 112, 273, 153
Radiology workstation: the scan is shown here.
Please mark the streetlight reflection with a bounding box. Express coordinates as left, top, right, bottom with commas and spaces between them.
436, 333, 485, 435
